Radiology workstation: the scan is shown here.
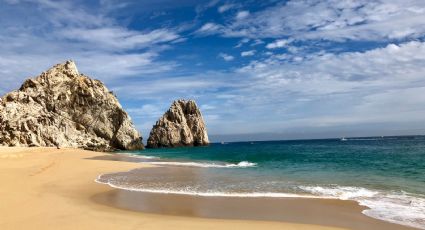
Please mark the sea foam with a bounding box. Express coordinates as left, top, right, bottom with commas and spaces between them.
116, 152, 160, 160
300, 185, 425, 229
145, 161, 257, 168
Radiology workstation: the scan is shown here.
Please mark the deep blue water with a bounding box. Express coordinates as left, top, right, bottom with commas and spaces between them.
98, 136, 425, 228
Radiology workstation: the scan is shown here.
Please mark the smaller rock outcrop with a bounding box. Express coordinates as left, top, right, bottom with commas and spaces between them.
147, 99, 209, 148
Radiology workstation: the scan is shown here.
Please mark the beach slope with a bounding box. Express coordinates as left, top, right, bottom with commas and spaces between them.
0, 147, 341, 230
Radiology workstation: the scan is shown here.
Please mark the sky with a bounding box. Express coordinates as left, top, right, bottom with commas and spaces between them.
1, 0, 425, 142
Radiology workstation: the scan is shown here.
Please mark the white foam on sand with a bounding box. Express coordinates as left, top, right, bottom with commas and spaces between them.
300, 185, 425, 229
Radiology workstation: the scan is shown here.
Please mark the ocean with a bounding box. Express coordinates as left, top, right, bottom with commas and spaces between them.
96, 136, 425, 229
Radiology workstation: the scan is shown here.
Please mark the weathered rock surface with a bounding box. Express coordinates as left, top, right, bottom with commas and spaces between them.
147, 99, 209, 148
0, 60, 144, 151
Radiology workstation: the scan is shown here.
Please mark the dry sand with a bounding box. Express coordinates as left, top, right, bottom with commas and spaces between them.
0, 147, 413, 230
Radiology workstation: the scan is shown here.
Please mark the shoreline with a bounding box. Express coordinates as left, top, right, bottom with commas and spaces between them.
0, 147, 415, 230
93, 163, 416, 230
92, 189, 414, 230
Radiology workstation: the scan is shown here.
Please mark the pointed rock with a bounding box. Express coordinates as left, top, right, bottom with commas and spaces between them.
147, 99, 209, 148
0, 60, 144, 151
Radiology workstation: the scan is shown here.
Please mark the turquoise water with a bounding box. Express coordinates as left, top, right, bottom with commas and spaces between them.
97, 136, 425, 228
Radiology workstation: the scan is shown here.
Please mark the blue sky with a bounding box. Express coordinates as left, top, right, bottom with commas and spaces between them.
1, 0, 425, 141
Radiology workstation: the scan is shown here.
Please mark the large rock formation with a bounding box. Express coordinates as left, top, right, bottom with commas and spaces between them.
147, 99, 209, 148
0, 60, 144, 151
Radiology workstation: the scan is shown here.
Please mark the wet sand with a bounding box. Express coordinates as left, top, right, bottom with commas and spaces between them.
0, 147, 415, 230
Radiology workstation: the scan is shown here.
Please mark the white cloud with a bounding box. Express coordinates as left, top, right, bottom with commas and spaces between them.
218, 53, 235, 61
196, 22, 223, 35
127, 104, 164, 118
232, 41, 425, 129
241, 41, 425, 90
27, 0, 109, 27
0, 0, 181, 92
3, 0, 20, 4
202, 0, 425, 41
241, 50, 255, 57
250, 39, 264, 46
112, 73, 228, 100
235, 10, 249, 20
218, 3, 236, 13
125, 103, 167, 134
266, 39, 291, 49
234, 38, 250, 48
59, 27, 179, 51
201, 104, 216, 110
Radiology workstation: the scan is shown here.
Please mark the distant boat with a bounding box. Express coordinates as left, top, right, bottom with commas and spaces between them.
221, 141, 228, 145
341, 137, 348, 141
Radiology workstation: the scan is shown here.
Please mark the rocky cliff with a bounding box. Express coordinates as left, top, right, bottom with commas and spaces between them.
0, 60, 144, 151
147, 99, 209, 148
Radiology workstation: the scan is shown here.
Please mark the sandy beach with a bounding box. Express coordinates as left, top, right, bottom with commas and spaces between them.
0, 147, 414, 230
